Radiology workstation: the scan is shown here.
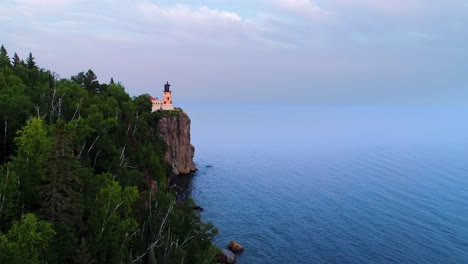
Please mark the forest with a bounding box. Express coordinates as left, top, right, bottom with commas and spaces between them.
0, 45, 218, 263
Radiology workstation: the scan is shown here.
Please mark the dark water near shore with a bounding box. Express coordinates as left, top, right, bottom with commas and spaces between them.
180, 103, 468, 263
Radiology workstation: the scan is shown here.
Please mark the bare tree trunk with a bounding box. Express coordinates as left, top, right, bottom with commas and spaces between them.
77, 140, 86, 159
93, 151, 100, 169
50, 87, 57, 123
57, 95, 64, 119
35, 105, 40, 119
71, 98, 83, 121
132, 201, 177, 263
88, 135, 100, 154
119, 145, 126, 167
97, 199, 125, 242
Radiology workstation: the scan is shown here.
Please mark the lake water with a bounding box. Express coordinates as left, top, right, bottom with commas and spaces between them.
180, 103, 468, 263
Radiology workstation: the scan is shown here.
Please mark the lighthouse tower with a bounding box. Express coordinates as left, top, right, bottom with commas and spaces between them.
151, 81, 175, 112
162, 81, 174, 110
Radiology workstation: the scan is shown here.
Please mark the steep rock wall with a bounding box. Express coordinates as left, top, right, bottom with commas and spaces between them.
156, 111, 196, 175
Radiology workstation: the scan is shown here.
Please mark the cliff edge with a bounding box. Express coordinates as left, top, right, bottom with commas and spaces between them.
156, 110, 197, 175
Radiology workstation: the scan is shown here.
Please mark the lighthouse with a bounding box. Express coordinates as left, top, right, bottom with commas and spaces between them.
163, 82, 173, 109
151, 82, 175, 112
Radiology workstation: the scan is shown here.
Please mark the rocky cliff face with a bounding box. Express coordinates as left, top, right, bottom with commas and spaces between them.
156, 111, 197, 175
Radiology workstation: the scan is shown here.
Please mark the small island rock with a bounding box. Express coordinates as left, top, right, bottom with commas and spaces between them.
228, 241, 244, 254
216, 249, 236, 264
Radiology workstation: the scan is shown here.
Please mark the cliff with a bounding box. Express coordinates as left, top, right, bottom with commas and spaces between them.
156, 110, 197, 175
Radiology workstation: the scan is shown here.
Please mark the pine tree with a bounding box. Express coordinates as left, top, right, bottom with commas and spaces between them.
26, 52, 36, 69
0, 45, 8, 58
71, 69, 99, 93
0, 45, 11, 67
12, 53, 21, 67
39, 120, 82, 224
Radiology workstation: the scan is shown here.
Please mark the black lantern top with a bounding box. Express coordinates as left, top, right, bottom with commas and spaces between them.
164, 81, 171, 92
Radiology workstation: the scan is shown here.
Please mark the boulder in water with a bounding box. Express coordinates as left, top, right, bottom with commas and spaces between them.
228, 241, 244, 254
216, 249, 236, 264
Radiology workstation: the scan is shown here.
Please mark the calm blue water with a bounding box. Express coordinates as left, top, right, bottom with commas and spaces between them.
180, 103, 468, 263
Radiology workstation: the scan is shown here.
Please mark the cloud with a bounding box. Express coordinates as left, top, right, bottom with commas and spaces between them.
1, 0, 466, 105
137, 3, 242, 24
330, 0, 439, 17
271, 0, 327, 18
133, 3, 291, 49
16, 0, 76, 5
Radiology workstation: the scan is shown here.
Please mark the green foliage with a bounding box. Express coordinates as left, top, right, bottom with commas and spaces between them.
154, 108, 187, 119
15, 118, 51, 163
134, 94, 153, 114
71, 69, 100, 93
0, 46, 216, 264
0, 213, 55, 264
0, 74, 34, 161
11, 118, 51, 213
87, 176, 139, 263
0, 165, 19, 228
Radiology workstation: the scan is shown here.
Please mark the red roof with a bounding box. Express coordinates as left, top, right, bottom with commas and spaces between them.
150, 96, 157, 100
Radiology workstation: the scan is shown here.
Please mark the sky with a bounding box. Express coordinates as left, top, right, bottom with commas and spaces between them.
1, 0, 468, 105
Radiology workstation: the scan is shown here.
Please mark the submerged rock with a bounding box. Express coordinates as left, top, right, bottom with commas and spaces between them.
216, 249, 236, 264
228, 241, 244, 254
192, 205, 204, 212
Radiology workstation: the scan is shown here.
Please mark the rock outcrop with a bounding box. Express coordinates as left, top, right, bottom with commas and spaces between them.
228, 241, 244, 254
156, 110, 197, 175
216, 249, 236, 264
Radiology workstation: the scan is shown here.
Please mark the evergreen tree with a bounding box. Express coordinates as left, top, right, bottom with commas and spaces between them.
71, 69, 99, 93
24, 52, 39, 88
0, 45, 8, 59
0, 45, 11, 68
26, 52, 37, 69
12, 53, 21, 68
39, 120, 82, 224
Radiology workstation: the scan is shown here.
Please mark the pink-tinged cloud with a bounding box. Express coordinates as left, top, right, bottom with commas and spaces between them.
2, 0, 466, 105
